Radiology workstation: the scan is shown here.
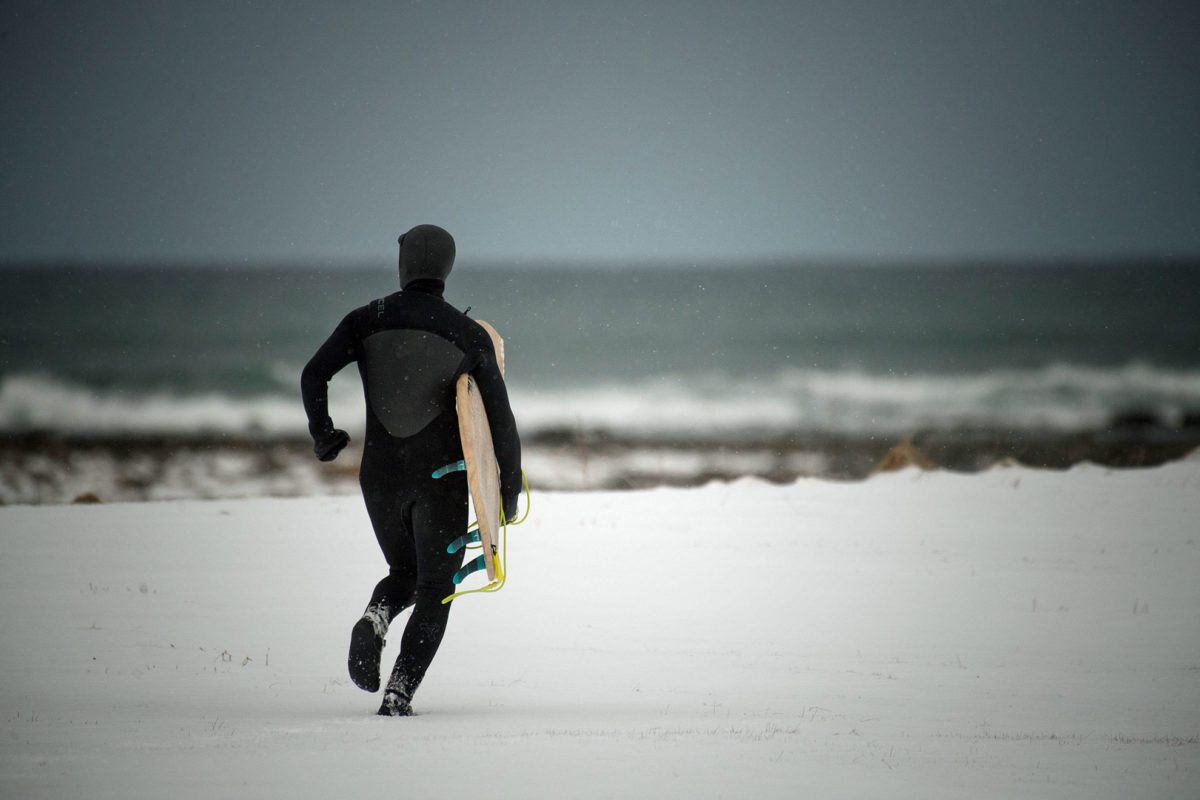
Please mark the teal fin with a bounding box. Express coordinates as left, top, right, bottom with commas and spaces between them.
446, 529, 482, 554
453, 555, 487, 585
432, 460, 466, 479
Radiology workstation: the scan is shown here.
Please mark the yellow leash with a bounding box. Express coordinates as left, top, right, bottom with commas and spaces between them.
441, 470, 530, 604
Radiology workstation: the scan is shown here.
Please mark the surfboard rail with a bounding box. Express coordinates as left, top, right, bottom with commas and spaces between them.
454, 320, 506, 582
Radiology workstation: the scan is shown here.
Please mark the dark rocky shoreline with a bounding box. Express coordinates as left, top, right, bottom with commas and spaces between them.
2, 422, 1198, 504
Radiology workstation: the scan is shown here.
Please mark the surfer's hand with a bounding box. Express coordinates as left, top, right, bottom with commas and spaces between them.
503, 492, 520, 523
314, 428, 350, 462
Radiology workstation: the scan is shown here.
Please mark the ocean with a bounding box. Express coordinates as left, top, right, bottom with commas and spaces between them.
2, 261, 1199, 440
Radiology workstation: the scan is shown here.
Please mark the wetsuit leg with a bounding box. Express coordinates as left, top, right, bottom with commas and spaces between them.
383, 469, 467, 699
359, 459, 418, 623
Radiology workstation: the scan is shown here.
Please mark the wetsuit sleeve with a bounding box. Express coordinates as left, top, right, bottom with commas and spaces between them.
300, 312, 359, 439
473, 338, 523, 500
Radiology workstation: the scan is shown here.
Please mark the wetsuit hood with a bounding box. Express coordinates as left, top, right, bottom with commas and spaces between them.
398, 224, 455, 288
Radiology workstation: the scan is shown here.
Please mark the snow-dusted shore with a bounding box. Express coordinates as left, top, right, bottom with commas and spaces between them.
2, 460, 1198, 798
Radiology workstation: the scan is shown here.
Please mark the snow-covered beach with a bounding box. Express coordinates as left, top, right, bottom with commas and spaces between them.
2, 458, 1198, 798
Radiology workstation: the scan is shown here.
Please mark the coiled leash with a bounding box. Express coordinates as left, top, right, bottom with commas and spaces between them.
430, 467, 530, 604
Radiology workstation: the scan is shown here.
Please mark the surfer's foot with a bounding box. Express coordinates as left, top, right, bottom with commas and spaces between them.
348, 612, 387, 692
377, 691, 414, 717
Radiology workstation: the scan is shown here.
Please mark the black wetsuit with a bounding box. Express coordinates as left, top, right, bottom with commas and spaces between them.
300, 279, 521, 700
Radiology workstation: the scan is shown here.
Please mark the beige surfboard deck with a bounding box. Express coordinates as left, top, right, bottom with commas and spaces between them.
455, 320, 505, 582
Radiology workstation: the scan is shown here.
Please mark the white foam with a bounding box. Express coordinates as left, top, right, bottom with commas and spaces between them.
511, 362, 1200, 434
0, 373, 357, 436
2, 363, 1198, 437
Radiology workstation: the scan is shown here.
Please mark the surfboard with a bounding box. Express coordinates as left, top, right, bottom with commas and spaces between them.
455, 320, 506, 582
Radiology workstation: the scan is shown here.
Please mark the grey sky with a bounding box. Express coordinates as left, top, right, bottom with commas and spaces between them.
2, 1, 1198, 264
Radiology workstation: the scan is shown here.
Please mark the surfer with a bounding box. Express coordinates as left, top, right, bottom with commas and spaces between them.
300, 224, 522, 716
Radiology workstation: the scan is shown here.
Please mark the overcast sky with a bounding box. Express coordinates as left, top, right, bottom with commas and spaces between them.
2, 1, 1198, 265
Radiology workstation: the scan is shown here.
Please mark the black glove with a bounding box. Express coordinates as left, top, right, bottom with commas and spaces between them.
502, 491, 520, 523
314, 428, 350, 462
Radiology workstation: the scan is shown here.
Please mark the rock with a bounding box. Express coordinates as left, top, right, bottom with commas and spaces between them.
872, 437, 937, 473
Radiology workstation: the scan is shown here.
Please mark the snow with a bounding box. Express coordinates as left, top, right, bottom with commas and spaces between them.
2, 460, 1198, 798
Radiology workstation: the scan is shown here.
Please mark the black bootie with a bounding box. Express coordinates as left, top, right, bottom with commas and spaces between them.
376, 690, 414, 717
377, 657, 419, 716
348, 605, 389, 692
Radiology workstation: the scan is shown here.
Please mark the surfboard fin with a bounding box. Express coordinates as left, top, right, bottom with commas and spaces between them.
431, 460, 466, 479
452, 555, 488, 585
446, 529, 482, 554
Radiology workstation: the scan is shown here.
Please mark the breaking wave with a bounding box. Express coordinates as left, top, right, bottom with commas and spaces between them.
1, 363, 1198, 437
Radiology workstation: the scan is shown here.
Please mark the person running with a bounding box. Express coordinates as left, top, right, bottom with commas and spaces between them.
300, 224, 522, 716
